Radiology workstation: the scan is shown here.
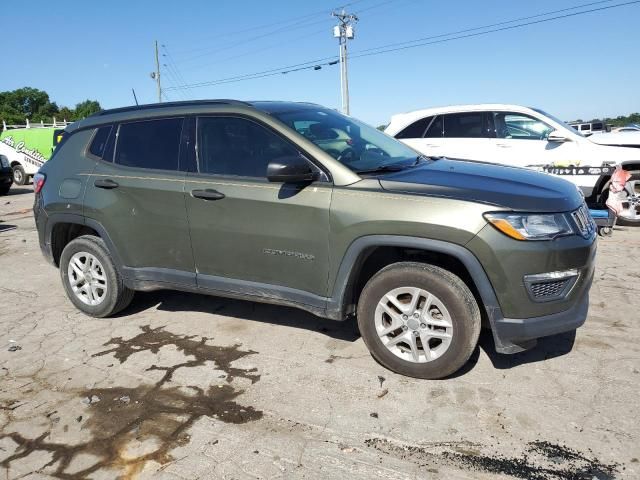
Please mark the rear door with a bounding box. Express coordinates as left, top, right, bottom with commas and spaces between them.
84, 117, 195, 285
184, 115, 332, 298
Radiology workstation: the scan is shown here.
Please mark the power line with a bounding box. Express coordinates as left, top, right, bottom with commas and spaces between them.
164, 0, 638, 92
171, 0, 369, 57
352, 0, 621, 56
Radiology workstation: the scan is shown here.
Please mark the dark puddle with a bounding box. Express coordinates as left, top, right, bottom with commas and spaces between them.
365, 438, 620, 480
1, 325, 262, 479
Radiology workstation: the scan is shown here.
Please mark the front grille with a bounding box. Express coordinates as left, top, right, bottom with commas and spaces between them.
571, 204, 596, 238
529, 279, 571, 299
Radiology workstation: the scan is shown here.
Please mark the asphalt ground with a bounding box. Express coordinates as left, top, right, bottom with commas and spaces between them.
0, 186, 638, 479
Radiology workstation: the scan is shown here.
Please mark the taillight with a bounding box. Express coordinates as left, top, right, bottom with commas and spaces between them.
33, 173, 46, 194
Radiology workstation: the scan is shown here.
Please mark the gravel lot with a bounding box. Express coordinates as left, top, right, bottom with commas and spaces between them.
0, 187, 638, 479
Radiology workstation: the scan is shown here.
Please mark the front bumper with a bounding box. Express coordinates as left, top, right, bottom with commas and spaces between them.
491, 265, 593, 353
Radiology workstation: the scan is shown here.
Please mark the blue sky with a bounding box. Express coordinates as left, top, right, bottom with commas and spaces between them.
3, 0, 639, 126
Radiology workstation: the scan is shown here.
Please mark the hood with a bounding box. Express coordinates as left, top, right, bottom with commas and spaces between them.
379, 158, 583, 212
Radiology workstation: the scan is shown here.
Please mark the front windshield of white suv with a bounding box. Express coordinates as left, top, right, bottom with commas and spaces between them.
532, 108, 585, 138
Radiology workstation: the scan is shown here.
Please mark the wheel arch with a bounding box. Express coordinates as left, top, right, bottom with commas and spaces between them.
327, 235, 503, 324
47, 215, 123, 270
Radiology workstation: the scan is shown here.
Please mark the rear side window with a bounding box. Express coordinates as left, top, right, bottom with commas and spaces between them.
115, 118, 183, 171
395, 117, 432, 139
424, 115, 443, 138
442, 112, 483, 138
197, 116, 298, 178
88, 126, 112, 159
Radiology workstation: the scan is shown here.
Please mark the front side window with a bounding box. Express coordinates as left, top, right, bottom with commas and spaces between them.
197, 117, 299, 178
263, 107, 420, 173
493, 112, 553, 140
395, 117, 432, 139
115, 118, 183, 170
442, 112, 484, 138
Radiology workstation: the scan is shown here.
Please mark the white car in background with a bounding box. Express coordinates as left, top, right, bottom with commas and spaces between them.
385, 104, 640, 224
589, 130, 640, 148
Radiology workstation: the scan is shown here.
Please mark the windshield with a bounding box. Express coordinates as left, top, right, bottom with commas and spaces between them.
267, 107, 420, 173
532, 108, 585, 138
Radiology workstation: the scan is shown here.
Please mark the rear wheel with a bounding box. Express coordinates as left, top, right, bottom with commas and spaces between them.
60, 235, 134, 317
357, 262, 481, 379
12, 165, 28, 186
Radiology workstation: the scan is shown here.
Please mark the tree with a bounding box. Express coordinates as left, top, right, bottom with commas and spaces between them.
0, 88, 102, 124
0, 87, 59, 124
73, 100, 101, 119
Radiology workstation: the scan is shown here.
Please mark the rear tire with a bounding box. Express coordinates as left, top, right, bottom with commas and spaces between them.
12, 165, 27, 186
357, 262, 481, 379
60, 235, 134, 318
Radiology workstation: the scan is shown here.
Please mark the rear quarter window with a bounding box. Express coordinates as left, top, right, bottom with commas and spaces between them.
87, 126, 113, 160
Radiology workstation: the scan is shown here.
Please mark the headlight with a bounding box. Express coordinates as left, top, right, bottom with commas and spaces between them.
0, 156, 8, 168
484, 212, 574, 241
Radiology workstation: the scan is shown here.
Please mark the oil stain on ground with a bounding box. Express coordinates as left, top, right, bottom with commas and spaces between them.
364, 437, 620, 480
0, 325, 262, 479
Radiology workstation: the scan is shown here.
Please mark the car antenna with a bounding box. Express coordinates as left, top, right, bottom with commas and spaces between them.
131, 88, 139, 106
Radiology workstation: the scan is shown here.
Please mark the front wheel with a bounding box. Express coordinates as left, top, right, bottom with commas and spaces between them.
12, 165, 28, 186
357, 262, 481, 379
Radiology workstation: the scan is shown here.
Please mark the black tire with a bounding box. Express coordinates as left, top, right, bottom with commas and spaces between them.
357, 262, 481, 380
12, 165, 27, 186
0, 184, 9, 196
59, 235, 134, 318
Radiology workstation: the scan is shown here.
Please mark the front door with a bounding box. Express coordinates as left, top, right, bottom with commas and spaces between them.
84, 117, 195, 284
184, 115, 332, 299
488, 111, 580, 169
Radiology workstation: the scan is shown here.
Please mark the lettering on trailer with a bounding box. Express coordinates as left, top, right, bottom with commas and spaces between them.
1, 136, 47, 167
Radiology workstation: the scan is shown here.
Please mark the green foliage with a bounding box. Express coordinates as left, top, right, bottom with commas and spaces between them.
0, 87, 101, 125
377, 124, 388, 131
602, 113, 640, 127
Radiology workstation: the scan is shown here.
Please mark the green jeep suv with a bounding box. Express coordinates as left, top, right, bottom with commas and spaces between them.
33, 100, 596, 379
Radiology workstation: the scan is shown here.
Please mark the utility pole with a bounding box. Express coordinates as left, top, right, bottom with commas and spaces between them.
150, 40, 162, 103
332, 9, 358, 115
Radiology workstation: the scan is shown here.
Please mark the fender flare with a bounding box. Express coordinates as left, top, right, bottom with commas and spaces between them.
325, 235, 517, 352
44, 213, 125, 270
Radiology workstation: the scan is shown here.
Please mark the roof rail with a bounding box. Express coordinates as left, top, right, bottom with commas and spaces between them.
90, 100, 251, 117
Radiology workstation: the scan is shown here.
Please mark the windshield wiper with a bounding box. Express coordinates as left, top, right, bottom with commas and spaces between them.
355, 164, 408, 175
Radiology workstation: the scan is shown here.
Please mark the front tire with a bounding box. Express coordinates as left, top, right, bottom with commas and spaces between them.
613, 171, 640, 226
12, 165, 28, 186
60, 235, 134, 317
357, 262, 481, 379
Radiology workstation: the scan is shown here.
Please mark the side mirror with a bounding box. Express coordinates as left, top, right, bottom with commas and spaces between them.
267, 155, 318, 183
547, 131, 571, 143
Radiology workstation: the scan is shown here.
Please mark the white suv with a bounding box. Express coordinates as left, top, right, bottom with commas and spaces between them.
385, 104, 640, 224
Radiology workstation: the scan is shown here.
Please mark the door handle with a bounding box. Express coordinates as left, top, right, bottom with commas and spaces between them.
191, 189, 225, 201
496, 143, 511, 148
94, 178, 119, 189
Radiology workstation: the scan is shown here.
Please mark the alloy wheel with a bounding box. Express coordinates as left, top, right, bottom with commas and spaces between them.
375, 286, 453, 363
67, 252, 108, 306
